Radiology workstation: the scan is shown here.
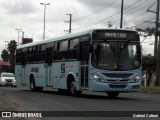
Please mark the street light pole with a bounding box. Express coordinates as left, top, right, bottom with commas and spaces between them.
40, 3, 50, 40
15, 28, 22, 45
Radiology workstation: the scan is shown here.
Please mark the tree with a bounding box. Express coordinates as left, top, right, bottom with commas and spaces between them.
136, 27, 156, 36
7, 40, 17, 72
142, 54, 156, 86
137, 27, 160, 86
1, 49, 9, 62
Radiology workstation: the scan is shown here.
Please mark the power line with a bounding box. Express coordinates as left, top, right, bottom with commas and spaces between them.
135, 17, 156, 27
97, 0, 155, 28
73, 0, 153, 31
123, 12, 147, 25
73, 0, 118, 21
108, 0, 143, 23
111, 0, 155, 24
48, 23, 65, 32
87, 0, 143, 27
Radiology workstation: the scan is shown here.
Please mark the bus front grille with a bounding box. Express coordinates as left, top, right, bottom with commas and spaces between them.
102, 73, 133, 78
106, 79, 129, 83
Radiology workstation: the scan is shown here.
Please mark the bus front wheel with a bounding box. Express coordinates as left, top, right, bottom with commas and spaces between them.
30, 76, 43, 92
30, 76, 36, 91
107, 92, 119, 98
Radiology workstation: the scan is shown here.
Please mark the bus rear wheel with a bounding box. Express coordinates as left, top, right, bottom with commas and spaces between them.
68, 79, 81, 96
69, 81, 76, 96
107, 92, 119, 98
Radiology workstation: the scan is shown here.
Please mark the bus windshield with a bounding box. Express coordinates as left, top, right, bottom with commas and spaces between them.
92, 41, 141, 71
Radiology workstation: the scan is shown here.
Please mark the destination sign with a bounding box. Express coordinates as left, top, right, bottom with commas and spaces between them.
92, 30, 139, 41
105, 32, 126, 38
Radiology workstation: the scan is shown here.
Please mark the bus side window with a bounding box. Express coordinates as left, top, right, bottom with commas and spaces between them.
16, 49, 22, 64
27, 47, 32, 63
68, 38, 79, 59
53, 42, 58, 60
80, 43, 89, 64
46, 42, 54, 65
80, 36, 90, 64
54, 41, 69, 60
22, 48, 27, 65
40, 44, 46, 62
32, 46, 38, 62
61, 41, 68, 60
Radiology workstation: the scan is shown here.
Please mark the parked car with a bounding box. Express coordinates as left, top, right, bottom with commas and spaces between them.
0, 72, 17, 87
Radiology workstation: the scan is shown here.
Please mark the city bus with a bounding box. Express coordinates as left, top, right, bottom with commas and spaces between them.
15, 28, 142, 97
0, 61, 12, 74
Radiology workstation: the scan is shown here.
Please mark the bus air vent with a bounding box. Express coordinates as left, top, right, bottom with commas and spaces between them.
109, 84, 127, 89
102, 73, 133, 78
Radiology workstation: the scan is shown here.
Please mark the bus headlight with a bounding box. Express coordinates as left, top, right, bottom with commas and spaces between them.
92, 74, 102, 82
131, 76, 142, 83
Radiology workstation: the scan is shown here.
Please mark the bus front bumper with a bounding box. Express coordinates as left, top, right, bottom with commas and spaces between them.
89, 80, 141, 92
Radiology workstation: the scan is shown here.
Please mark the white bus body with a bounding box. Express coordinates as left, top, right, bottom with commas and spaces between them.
15, 28, 142, 97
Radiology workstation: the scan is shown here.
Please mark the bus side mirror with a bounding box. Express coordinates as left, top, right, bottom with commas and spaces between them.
89, 44, 93, 53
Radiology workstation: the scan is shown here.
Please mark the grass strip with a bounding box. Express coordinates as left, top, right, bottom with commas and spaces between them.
141, 86, 160, 93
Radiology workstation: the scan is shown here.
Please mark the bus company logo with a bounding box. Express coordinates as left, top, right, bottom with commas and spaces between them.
31, 68, 39, 73
115, 79, 120, 83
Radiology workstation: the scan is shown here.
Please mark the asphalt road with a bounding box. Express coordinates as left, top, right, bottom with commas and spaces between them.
0, 85, 160, 120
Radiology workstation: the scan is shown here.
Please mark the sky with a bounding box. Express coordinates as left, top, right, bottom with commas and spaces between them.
0, 0, 158, 58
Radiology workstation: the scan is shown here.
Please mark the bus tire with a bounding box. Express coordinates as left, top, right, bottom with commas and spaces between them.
30, 76, 43, 92
30, 76, 36, 91
107, 92, 119, 98
68, 77, 81, 96
69, 81, 76, 96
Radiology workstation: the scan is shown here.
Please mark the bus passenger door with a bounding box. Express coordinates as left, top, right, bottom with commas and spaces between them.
80, 42, 89, 89
46, 48, 52, 86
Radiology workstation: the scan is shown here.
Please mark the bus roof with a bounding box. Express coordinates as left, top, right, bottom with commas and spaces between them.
17, 28, 137, 49
0, 62, 10, 66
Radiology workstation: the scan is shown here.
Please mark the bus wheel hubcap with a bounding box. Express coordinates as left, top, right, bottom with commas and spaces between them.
31, 81, 34, 89
70, 82, 76, 93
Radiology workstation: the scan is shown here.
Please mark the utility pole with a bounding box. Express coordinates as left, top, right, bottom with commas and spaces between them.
3, 41, 8, 50
64, 14, 72, 33
15, 28, 22, 45
120, 0, 124, 28
155, 0, 160, 86
146, 3, 157, 56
